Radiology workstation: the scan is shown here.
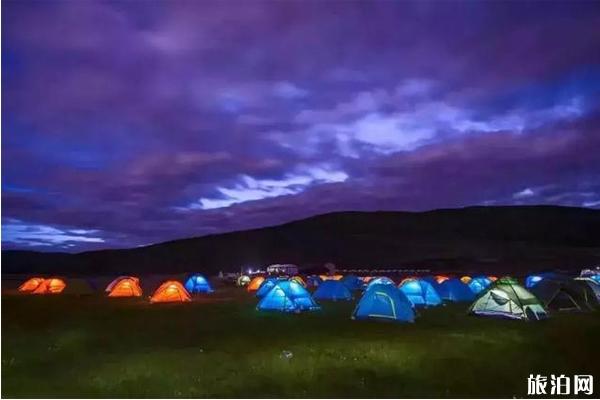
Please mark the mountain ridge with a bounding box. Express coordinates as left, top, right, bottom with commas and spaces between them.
3, 205, 600, 275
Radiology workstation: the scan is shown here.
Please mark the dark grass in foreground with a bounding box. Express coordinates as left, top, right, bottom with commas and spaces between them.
2, 289, 599, 398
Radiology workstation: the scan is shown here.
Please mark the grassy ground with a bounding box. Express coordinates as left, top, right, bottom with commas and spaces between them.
2, 288, 599, 398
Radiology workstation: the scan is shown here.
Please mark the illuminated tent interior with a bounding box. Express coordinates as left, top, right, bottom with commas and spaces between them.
352, 283, 415, 323
184, 274, 214, 294
105, 276, 137, 292
237, 275, 251, 286
398, 278, 442, 307
255, 277, 283, 298
247, 276, 265, 292
256, 280, 320, 312
468, 276, 493, 294
18, 277, 45, 292
460, 276, 472, 284
107, 277, 142, 297
150, 281, 192, 303
32, 278, 67, 294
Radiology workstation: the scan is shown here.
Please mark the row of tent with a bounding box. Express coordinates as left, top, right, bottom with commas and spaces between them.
245, 272, 600, 321
16, 269, 600, 318
17, 274, 214, 303
244, 274, 495, 304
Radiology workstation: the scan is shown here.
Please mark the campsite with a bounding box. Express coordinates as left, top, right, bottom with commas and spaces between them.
4, 1, 600, 398
2, 271, 600, 398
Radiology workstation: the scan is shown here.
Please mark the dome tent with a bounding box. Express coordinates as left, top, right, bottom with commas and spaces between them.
530, 278, 598, 312
32, 278, 67, 294
398, 278, 442, 307
247, 276, 265, 292
438, 278, 476, 302
365, 277, 395, 290
469, 277, 548, 320
256, 280, 320, 312
184, 274, 213, 294
468, 276, 492, 294
106, 276, 139, 291
352, 284, 415, 323
237, 275, 251, 286
105, 276, 137, 292
255, 277, 283, 298
107, 277, 142, 297
525, 275, 544, 288
18, 277, 45, 292
460, 276, 472, 284
341, 275, 364, 290
150, 281, 191, 303
313, 280, 352, 301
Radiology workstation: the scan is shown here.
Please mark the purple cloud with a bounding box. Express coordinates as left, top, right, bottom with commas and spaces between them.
3, 0, 600, 251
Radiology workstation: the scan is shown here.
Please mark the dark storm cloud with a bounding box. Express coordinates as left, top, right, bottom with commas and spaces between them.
3, 0, 600, 251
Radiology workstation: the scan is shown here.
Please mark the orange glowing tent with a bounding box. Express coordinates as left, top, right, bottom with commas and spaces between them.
361, 276, 373, 283
18, 277, 45, 292
107, 277, 142, 297
434, 275, 450, 284
460, 276, 472, 284
290, 276, 306, 287
488, 276, 498, 282
320, 274, 343, 281
32, 278, 66, 294
150, 281, 191, 303
105, 276, 140, 292
247, 276, 265, 292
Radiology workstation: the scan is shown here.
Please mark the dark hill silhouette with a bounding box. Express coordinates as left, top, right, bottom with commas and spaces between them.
3, 206, 600, 275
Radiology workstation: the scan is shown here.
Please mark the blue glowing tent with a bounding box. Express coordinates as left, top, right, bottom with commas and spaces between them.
256, 280, 320, 312
255, 277, 282, 298
469, 276, 493, 294
341, 275, 364, 290
313, 280, 352, 301
438, 278, 475, 302
398, 279, 442, 307
365, 277, 395, 291
524, 272, 563, 288
352, 284, 415, 322
184, 274, 213, 293
525, 275, 544, 288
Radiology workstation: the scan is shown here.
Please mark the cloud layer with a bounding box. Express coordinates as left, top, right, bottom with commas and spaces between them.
3, 1, 600, 251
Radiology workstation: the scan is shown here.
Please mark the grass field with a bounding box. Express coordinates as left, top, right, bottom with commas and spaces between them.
2, 287, 599, 398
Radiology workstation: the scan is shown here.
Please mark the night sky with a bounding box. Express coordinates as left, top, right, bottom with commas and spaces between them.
3, 1, 600, 252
